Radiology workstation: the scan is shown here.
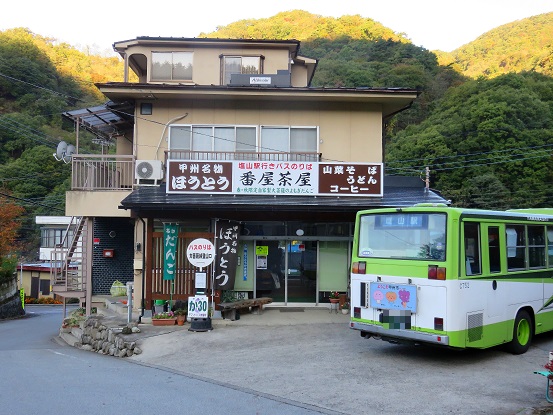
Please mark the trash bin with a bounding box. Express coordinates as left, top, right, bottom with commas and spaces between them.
154, 299, 167, 314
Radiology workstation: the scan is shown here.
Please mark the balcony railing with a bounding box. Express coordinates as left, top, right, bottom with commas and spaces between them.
70, 152, 322, 191
166, 150, 321, 162
71, 155, 135, 190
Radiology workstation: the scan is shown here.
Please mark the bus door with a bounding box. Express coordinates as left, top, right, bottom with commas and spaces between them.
483, 224, 503, 319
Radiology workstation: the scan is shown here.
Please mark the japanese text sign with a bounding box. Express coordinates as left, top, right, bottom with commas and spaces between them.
163, 223, 178, 281
214, 220, 240, 290
167, 160, 382, 197
186, 238, 215, 268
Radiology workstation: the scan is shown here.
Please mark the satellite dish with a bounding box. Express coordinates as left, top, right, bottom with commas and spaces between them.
55, 141, 67, 160
53, 141, 75, 163
65, 144, 75, 160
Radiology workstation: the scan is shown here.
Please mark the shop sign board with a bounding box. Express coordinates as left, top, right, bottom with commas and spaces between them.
186, 238, 215, 268
166, 160, 382, 197
188, 295, 208, 318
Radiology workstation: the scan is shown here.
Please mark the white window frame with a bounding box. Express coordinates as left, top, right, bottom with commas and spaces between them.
151, 51, 193, 81
221, 55, 263, 85
168, 125, 319, 160
168, 125, 258, 159
260, 126, 319, 155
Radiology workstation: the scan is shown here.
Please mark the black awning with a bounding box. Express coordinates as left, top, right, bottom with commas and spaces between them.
119, 176, 448, 216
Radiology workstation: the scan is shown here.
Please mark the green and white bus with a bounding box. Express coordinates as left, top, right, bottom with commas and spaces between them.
349, 205, 553, 354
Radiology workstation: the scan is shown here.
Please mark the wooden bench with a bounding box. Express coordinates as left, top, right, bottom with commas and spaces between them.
217, 297, 272, 321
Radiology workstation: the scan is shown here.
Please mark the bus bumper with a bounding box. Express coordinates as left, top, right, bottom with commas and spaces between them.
350, 321, 449, 346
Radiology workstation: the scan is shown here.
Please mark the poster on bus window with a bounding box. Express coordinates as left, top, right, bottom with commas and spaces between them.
370, 282, 417, 312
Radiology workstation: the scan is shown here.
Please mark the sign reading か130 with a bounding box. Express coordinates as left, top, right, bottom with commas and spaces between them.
186, 238, 215, 268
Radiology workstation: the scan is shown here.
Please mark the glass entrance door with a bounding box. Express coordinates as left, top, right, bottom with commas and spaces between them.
255, 240, 317, 303
286, 240, 317, 303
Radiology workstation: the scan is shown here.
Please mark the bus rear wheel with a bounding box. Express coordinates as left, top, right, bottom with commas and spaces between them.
506, 310, 533, 355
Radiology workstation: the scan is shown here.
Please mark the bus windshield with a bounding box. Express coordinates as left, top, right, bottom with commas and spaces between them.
358, 212, 447, 260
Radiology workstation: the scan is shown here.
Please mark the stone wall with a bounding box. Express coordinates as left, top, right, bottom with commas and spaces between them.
0, 276, 24, 319
63, 316, 142, 357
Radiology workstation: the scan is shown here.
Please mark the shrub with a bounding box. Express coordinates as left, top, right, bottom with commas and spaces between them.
0, 255, 17, 285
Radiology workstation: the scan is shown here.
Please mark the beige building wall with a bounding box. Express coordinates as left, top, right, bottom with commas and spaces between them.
126, 46, 293, 85
135, 100, 383, 163
66, 191, 132, 217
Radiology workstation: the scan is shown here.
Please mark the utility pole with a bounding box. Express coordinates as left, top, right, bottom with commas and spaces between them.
425, 166, 430, 193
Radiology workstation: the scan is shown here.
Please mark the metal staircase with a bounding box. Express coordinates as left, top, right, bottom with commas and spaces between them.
51, 216, 93, 316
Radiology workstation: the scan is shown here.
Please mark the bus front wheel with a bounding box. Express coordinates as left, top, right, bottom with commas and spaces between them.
506, 310, 533, 355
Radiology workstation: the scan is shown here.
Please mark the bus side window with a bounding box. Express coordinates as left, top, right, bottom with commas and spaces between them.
488, 227, 500, 273
464, 222, 481, 276
506, 225, 526, 270
548, 226, 553, 267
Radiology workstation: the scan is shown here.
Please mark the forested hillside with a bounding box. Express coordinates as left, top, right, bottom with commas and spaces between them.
206, 11, 553, 208
440, 12, 553, 78
1, 10, 553, 261
0, 28, 124, 257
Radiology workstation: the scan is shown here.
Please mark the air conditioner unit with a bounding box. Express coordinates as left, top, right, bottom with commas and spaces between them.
135, 160, 164, 185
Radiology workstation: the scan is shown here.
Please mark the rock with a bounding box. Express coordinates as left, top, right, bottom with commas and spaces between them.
131, 327, 141, 333
133, 347, 142, 355
121, 326, 132, 334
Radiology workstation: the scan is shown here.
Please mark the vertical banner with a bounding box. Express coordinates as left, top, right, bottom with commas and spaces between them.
163, 223, 179, 281
214, 220, 240, 290
243, 244, 248, 281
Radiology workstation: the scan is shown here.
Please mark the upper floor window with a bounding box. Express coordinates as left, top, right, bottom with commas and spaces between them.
260, 126, 318, 160
168, 125, 318, 161
152, 52, 193, 81
222, 56, 262, 85
41, 228, 74, 248
169, 125, 257, 159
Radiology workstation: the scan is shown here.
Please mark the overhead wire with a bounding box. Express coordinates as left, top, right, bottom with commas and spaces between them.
4, 63, 553, 199
0, 71, 83, 103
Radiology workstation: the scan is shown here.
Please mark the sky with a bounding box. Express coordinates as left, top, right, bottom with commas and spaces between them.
1, 0, 552, 54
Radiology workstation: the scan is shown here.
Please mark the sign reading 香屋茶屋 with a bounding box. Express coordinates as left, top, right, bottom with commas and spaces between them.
166, 160, 382, 197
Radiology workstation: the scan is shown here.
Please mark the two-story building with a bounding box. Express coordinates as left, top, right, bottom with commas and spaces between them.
58, 37, 446, 316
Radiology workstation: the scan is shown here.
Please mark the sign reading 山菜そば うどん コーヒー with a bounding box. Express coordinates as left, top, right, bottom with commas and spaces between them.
166, 160, 382, 197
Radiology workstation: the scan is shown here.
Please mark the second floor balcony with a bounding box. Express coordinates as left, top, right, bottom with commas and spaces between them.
70, 151, 321, 191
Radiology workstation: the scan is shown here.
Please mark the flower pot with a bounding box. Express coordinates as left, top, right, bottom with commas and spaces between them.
342, 309, 350, 315
329, 298, 340, 303
176, 315, 186, 326
152, 318, 176, 326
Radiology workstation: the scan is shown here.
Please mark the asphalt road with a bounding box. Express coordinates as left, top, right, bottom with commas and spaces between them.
2, 305, 552, 414
130, 310, 553, 415
0, 306, 332, 415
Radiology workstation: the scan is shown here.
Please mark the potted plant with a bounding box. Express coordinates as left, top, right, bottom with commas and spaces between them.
329, 291, 340, 303
340, 301, 350, 315
174, 308, 187, 326
152, 310, 176, 326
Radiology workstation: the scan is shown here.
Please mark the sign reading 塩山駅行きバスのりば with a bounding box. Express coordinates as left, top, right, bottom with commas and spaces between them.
166, 160, 382, 197
214, 221, 240, 290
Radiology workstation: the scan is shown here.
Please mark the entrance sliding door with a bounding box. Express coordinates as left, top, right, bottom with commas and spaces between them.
286, 240, 317, 303
255, 240, 317, 303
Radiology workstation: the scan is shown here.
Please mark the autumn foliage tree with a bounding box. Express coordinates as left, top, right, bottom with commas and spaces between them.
0, 192, 24, 283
